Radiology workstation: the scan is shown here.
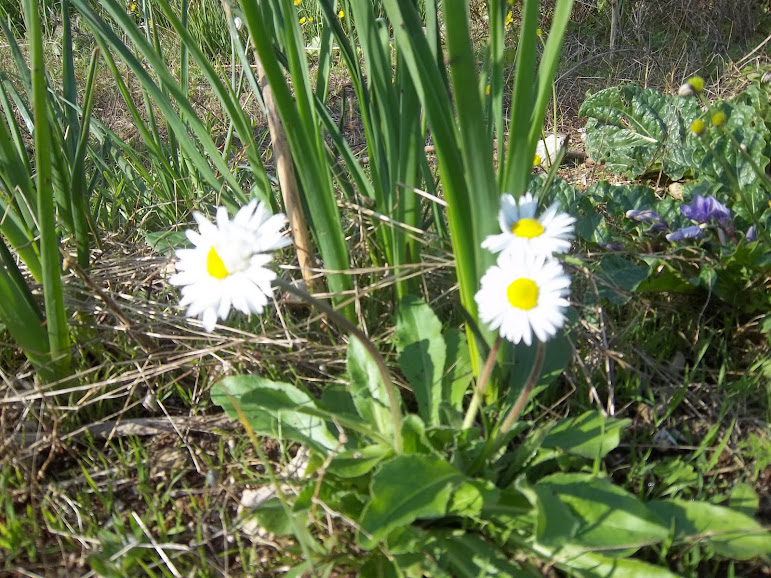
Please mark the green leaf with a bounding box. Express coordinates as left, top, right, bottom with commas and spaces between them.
395, 295, 446, 426
593, 254, 651, 305
348, 338, 394, 436
433, 531, 526, 577
357, 454, 466, 549
448, 479, 500, 518
535, 473, 669, 552
541, 411, 630, 459
531, 542, 680, 578
648, 499, 771, 560
729, 483, 760, 518
580, 84, 700, 179
211, 375, 338, 455
443, 328, 473, 412
327, 444, 392, 479
250, 497, 296, 537
145, 230, 187, 255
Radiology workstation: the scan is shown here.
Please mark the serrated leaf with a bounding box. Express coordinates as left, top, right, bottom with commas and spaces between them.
648, 499, 771, 560
395, 295, 446, 426
211, 375, 338, 455
357, 454, 466, 549
348, 338, 395, 436
541, 410, 630, 459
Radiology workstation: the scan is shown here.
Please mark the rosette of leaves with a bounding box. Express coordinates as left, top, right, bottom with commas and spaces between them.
579, 84, 702, 179
580, 84, 771, 197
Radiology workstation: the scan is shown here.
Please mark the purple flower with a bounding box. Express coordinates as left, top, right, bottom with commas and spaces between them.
626, 209, 663, 223
746, 226, 756, 242
666, 225, 705, 242
680, 195, 731, 225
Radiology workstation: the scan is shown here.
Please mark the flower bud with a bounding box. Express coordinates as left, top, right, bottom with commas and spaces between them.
233, 16, 243, 31
690, 119, 706, 135
710, 111, 726, 127
687, 76, 704, 93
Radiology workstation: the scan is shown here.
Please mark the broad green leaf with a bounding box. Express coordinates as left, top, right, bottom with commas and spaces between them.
448, 479, 500, 518
250, 497, 296, 537
697, 100, 770, 190
400, 414, 434, 455
433, 531, 527, 577
730, 482, 760, 518
507, 331, 572, 405
648, 499, 771, 560
395, 295, 446, 426
541, 411, 630, 459
535, 473, 669, 552
531, 175, 601, 243
593, 254, 651, 305
580, 84, 700, 179
443, 328, 473, 412
348, 338, 394, 436
211, 375, 338, 455
522, 480, 580, 549
327, 444, 392, 479
531, 542, 680, 578
357, 454, 466, 549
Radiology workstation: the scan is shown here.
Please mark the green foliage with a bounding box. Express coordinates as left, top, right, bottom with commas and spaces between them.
210, 293, 769, 575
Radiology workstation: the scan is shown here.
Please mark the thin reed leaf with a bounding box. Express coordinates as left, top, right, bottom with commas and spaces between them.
24, 0, 71, 378
502, 0, 540, 197
72, 0, 249, 210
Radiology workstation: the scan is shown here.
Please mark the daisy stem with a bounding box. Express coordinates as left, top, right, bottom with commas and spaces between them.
498, 340, 546, 437
273, 277, 403, 453
462, 335, 502, 430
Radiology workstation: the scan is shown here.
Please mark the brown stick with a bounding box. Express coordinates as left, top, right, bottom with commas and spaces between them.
252, 53, 320, 294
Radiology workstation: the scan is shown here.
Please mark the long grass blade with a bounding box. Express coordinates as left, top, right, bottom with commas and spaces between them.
24, 0, 71, 378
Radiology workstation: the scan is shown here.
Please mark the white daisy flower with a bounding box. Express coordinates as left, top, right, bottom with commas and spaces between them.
475, 252, 570, 346
169, 200, 292, 332
481, 193, 575, 257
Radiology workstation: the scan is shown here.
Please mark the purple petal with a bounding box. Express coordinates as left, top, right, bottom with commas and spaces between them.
680, 194, 731, 225
666, 225, 705, 242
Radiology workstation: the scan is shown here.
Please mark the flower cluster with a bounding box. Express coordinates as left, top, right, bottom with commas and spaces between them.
170, 200, 291, 332
475, 193, 575, 346
625, 194, 748, 245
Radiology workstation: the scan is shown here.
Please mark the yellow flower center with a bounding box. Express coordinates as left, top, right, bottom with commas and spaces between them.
206, 246, 230, 280
506, 278, 539, 310
512, 218, 544, 238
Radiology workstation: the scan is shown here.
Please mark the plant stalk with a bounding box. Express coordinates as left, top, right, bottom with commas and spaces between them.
273, 277, 403, 452
462, 335, 502, 429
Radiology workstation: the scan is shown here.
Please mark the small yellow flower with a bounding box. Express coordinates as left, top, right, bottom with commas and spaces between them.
536, 28, 543, 37
129, 2, 136, 11
485, 84, 491, 95
308, 16, 313, 22
294, 0, 301, 5
338, 10, 344, 18
533, 153, 542, 166
299, 16, 306, 23
711, 111, 726, 127
687, 76, 704, 93
504, 11, 513, 28
690, 119, 706, 135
